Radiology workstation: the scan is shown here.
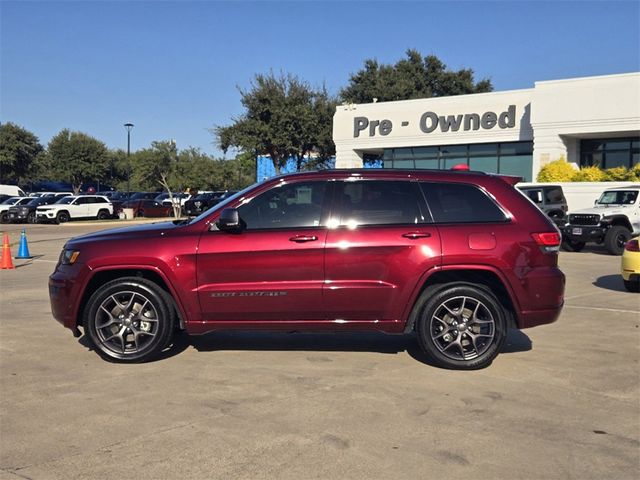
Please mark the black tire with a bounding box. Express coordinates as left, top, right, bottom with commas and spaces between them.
415, 284, 507, 370
97, 209, 110, 220
604, 226, 631, 256
562, 240, 585, 252
623, 279, 640, 293
138, 210, 145, 218
56, 211, 70, 224
27, 212, 37, 224
83, 277, 175, 362
0, 212, 8, 224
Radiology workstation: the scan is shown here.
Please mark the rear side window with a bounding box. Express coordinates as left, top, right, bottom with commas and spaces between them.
523, 188, 543, 204
336, 181, 425, 226
421, 182, 508, 224
544, 187, 565, 204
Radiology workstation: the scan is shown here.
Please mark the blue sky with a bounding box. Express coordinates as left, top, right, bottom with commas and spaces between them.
1, 0, 639, 157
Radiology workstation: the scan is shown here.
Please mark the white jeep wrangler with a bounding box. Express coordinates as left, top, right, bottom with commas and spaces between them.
562, 187, 640, 255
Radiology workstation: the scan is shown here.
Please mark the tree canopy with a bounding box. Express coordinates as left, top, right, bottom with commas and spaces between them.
340, 49, 493, 103
0, 122, 43, 183
47, 129, 110, 192
215, 72, 336, 175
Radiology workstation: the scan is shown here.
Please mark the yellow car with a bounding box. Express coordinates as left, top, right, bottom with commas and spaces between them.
622, 237, 640, 292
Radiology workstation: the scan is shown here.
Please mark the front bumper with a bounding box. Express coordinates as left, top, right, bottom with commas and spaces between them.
37, 210, 58, 221
49, 263, 91, 331
8, 211, 28, 222
562, 225, 606, 243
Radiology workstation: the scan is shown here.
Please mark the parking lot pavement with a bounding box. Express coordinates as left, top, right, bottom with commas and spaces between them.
1, 224, 638, 480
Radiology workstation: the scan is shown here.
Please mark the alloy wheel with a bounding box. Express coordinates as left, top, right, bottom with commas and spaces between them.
429, 295, 495, 361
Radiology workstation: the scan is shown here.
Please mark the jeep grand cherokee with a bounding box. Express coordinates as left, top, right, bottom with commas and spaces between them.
49, 169, 565, 369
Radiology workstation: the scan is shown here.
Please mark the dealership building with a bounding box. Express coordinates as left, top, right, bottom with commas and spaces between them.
332, 72, 640, 181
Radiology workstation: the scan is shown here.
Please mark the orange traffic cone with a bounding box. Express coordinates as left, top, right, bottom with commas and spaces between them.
1, 233, 15, 269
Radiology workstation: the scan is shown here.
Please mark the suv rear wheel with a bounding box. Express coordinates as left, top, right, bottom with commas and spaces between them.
415, 284, 507, 370
83, 277, 175, 362
97, 209, 110, 220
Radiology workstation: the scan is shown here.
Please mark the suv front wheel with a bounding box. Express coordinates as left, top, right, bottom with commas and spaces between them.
604, 226, 631, 256
83, 277, 175, 362
415, 284, 507, 370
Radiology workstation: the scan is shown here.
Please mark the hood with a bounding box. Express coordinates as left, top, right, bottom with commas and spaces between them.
571, 204, 631, 216
67, 220, 185, 246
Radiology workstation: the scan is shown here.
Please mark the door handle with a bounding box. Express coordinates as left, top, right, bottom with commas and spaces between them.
289, 235, 318, 243
402, 232, 432, 239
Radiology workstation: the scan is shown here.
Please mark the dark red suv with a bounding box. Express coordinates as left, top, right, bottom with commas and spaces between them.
49, 169, 564, 369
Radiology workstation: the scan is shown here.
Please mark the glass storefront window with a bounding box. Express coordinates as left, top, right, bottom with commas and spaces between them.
469, 143, 498, 155
414, 159, 439, 169
580, 137, 640, 169
412, 146, 439, 158
500, 155, 531, 180
606, 151, 631, 169
469, 157, 499, 174
380, 142, 533, 181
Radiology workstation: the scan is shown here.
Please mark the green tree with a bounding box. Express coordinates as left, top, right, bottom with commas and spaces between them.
128, 140, 177, 191
47, 129, 110, 192
215, 72, 337, 175
0, 122, 43, 183
340, 49, 492, 103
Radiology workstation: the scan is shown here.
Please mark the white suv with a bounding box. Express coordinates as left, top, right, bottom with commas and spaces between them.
562, 187, 640, 255
36, 195, 113, 224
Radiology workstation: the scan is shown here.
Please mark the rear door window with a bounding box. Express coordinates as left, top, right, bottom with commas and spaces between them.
421, 182, 508, 223
335, 180, 426, 226
544, 187, 565, 204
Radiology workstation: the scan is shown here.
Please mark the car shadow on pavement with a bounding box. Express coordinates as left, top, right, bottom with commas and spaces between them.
185, 328, 532, 367
593, 274, 627, 292
78, 328, 532, 365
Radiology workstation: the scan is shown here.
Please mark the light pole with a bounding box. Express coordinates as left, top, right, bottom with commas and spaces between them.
124, 123, 134, 196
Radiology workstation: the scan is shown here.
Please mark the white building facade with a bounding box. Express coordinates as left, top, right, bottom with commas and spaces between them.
332, 73, 640, 181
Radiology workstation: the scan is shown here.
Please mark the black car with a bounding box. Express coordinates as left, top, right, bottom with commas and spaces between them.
8, 194, 68, 223
183, 191, 237, 216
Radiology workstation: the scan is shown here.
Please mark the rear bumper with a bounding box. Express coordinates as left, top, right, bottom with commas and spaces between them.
515, 267, 565, 329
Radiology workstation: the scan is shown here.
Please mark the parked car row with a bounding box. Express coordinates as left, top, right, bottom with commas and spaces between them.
0, 188, 238, 224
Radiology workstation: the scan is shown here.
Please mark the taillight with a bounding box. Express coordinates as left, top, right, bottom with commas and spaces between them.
531, 232, 561, 253
625, 239, 640, 252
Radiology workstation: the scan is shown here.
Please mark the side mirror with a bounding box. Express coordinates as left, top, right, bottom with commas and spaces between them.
215, 208, 245, 233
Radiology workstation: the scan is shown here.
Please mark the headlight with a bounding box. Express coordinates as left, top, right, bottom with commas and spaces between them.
60, 249, 80, 265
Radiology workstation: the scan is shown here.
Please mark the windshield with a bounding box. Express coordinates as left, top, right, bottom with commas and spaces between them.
597, 190, 638, 205
27, 198, 45, 206
189, 181, 265, 224
1, 197, 20, 205
55, 197, 75, 204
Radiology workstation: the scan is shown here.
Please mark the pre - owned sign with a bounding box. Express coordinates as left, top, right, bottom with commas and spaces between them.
353, 105, 517, 138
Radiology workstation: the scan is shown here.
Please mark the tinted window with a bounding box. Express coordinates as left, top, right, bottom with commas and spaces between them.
523, 189, 543, 204
544, 187, 565, 204
337, 181, 424, 226
238, 181, 327, 230
421, 183, 508, 223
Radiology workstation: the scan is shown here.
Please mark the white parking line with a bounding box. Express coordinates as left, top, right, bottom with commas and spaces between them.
564, 304, 640, 315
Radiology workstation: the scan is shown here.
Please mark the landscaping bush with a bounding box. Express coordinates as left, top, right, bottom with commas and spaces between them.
572, 166, 606, 182
536, 157, 575, 182
603, 166, 629, 181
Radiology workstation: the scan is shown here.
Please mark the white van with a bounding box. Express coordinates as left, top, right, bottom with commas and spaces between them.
0, 185, 26, 197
